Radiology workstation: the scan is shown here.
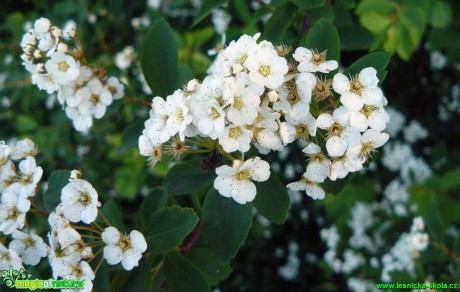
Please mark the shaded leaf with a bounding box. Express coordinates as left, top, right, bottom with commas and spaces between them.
141, 18, 178, 97
147, 206, 199, 255
253, 174, 290, 224
44, 170, 71, 211
197, 188, 253, 262
163, 159, 216, 196
164, 251, 210, 292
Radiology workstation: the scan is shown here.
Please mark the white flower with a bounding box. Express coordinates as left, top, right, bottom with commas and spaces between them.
245, 41, 289, 89
60, 178, 101, 224
212, 9, 231, 35
0, 243, 23, 270
287, 172, 325, 200
0, 161, 17, 192
254, 129, 282, 153
65, 106, 93, 133
44, 52, 79, 85
33, 18, 51, 39
191, 99, 225, 139
138, 134, 163, 167
10, 138, 37, 160
293, 48, 338, 73
347, 129, 389, 165
0, 192, 30, 234
224, 73, 264, 125
48, 212, 81, 249
274, 73, 316, 119
143, 96, 171, 146
9, 230, 48, 266
219, 125, 252, 153
222, 33, 260, 73
106, 76, 125, 100
333, 67, 386, 107
349, 105, 390, 132
316, 107, 361, 157
0, 141, 11, 165
102, 227, 147, 271
214, 157, 270, 204
283, 113, 317, 143
302, 143, 330, 183
165, 90, 193, 141
12, 156, 43, 198
58, 260, 95, 292
78, 78, 113, 119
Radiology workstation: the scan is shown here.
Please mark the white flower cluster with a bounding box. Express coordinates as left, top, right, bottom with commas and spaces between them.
0, 139, 42, 235
47, 174, 147, 292
139, 33, 391, 204
381, 217, 428, 282
0, 139, 46, 271
21, 18, 125, 134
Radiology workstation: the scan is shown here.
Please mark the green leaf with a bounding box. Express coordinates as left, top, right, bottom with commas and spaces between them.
193, 0, 230, 26
262, 3, 296, 44
343, 51, 391, 83
178, 64, 194, 86
197, 188, 253, 262
162, 159, 216, 196
338, 25, 374, 51
141, 18, 178, 97
426, 0, 452, 28
360, 12, 391, 33
253, 174, 290, 224
186, 247, 232, 285
44, 170, 71, 211
234, 0, 253, 24
164, 251, 210, 292
290, 0, 325, 9
398, 7, 425, 47
118, 119, 145, 153
147, 206, 199, 255
355, 0, 395, 15
301, 18, 340, 63
140, 187, 170, 228
439, 170, 460, 191
125, 260, 152, 291
16, 115, 38, 132
97, 199, 125, 230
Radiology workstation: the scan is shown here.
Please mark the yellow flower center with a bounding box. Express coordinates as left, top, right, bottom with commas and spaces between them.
209, 107, 221, 119
7, 208, 19, 220
79, 192, 91, 205
118, 235, 132, 251
229, 127, 242, 139
233, 97, 243, 110
58, 61, 69, 72
259, 65, 271, 77
235, 169, 251, 181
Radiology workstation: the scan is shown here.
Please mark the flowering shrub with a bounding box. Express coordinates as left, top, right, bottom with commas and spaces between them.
1, 0, 460, 291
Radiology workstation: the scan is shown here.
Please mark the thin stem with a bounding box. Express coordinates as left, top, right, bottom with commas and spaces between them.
88, 247, 103, 264
293, 16, 310, 51
81, 234, 101, 240
123, 95, 152, 107
29, 208, 50, 216
93, 222, 105, 232
73, 225, 101, 234
94, 256, 105, 275
151, 258, 165, 282
98, 210, 111, 227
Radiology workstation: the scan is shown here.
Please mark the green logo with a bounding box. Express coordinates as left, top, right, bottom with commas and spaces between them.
1, 267, 85, 290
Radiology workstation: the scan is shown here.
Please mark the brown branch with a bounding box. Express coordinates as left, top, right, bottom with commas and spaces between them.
293, 16, 310, 52
178, 225, 202, 255
123, 95, 151, 107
